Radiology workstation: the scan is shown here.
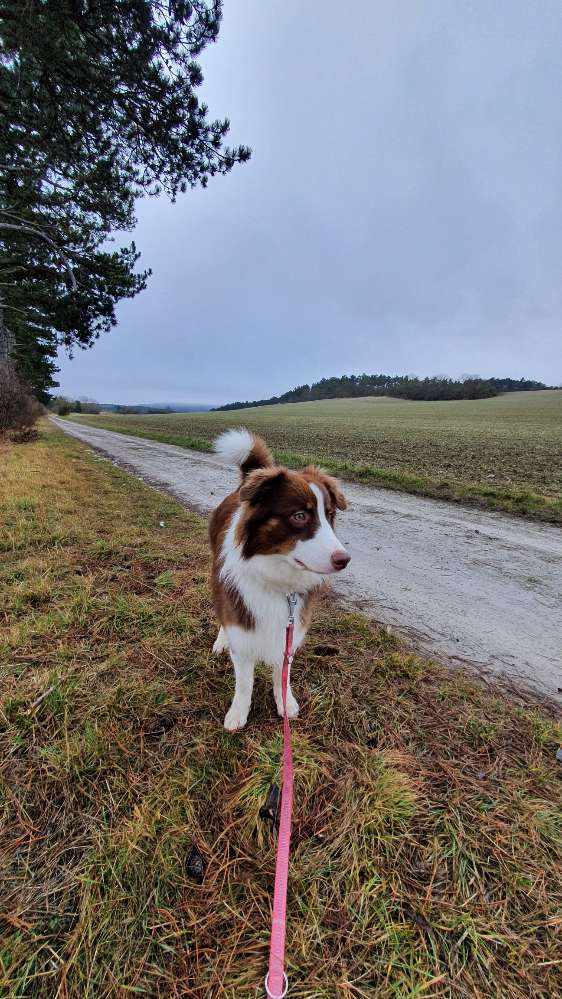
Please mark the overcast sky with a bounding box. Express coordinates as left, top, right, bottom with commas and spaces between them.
57, 0, 562, 405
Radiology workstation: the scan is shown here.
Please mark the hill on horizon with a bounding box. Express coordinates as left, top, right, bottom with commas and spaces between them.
214, 373, 551, 411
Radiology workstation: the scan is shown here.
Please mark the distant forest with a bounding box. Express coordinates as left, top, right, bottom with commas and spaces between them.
214, 374, 550, 411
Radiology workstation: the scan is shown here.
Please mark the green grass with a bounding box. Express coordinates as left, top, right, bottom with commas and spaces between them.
1, 422, 561, 997
66, 390, 562, 523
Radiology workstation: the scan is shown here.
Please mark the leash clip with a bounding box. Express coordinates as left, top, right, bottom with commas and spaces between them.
285, 591, 298, 626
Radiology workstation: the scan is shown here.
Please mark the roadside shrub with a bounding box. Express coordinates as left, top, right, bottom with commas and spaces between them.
51, 396, 97, 415
0, 361, 43, 439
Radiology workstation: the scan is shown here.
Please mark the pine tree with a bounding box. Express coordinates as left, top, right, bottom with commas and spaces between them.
0, 1, 250, 400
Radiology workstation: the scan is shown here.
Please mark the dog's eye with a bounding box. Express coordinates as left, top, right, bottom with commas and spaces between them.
290, 510, 309, 526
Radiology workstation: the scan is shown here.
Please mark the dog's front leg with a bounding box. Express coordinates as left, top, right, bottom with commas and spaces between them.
212, 626, 229, 655
224, 653, 255, 731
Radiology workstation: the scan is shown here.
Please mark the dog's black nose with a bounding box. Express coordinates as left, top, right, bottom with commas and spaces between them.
331, 549, 351, 571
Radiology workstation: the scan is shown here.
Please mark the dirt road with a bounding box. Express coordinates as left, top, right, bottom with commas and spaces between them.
52, 417, 562, 702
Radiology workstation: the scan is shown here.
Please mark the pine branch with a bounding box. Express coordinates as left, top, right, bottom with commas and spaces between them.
0, 223, 77, 291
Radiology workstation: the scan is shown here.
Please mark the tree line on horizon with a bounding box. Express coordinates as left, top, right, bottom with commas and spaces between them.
49, 397, 175, 417
214, 373, 551, 410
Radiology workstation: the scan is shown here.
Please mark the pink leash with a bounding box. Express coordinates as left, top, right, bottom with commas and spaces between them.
265, 591, 298, 999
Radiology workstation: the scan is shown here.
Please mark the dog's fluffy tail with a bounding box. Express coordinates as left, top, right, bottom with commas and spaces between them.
214, 428, 274, 480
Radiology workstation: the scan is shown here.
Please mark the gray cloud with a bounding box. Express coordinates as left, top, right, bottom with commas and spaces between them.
58, 0, 562, 404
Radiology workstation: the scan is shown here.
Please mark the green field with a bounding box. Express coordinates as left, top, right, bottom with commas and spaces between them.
67, 390, 562, 522
1, 424, 561, 997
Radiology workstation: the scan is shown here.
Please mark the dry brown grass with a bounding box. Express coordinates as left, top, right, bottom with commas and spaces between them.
1, 422, 561, 998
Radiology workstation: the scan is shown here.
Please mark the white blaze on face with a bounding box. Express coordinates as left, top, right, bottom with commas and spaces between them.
292, 483, 348, 574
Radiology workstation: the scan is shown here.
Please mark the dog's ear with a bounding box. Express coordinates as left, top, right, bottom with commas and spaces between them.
322, 472, 347, 511
304, 466, 347, 511
239, 467, 287, 505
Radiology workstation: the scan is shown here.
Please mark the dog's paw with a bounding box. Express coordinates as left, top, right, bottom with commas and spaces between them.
276, 693, 300, 719
224, 703, 249, 731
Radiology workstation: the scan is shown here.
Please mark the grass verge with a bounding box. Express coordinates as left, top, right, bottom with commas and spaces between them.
1, 422, 561, 998
63, 391, 562, 524
274, 450, 562, 521
61, 417, 562, 524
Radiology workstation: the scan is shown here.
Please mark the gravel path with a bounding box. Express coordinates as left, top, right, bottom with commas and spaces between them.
52, 417, 562, 702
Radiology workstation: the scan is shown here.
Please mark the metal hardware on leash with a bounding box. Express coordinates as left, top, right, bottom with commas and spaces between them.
286, 590, 297, 625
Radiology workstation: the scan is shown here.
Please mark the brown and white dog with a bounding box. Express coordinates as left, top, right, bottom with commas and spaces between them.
209, 429, 351, 730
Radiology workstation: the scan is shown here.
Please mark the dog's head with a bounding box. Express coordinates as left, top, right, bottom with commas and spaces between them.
237, 465, 350, 575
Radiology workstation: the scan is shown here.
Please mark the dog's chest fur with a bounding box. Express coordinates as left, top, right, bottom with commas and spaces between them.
218, 508, 314, 664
